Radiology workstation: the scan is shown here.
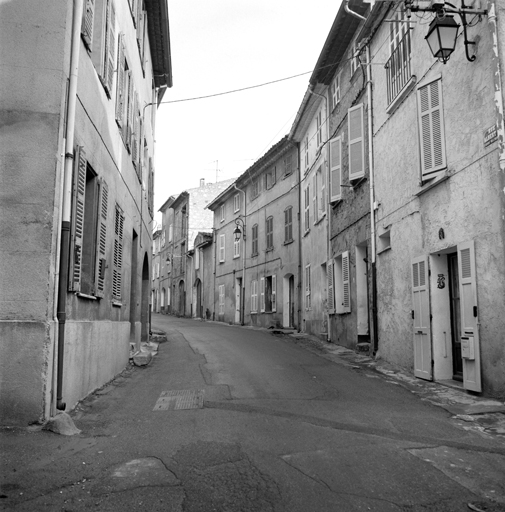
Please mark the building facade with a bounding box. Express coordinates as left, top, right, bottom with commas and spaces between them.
0, 0, 172, 424
208, 137, 300, 329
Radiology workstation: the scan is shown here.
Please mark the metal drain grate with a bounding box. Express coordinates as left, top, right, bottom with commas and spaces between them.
153, 390, 204, 411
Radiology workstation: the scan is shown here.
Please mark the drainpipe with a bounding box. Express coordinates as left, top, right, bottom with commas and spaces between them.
365, 46, 379, 355
308, 86, 331, 341
345, 0, 366, 21
56, 0, 83, 411
487, 0, 505, 173
234, 183, 247, 325
187, 253, 193, 317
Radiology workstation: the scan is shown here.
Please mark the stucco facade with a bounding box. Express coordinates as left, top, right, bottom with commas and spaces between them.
208, 137, 300, 329
0, 0, 171, 424
369, 1, 505, 396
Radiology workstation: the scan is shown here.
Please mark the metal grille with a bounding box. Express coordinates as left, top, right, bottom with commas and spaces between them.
153, 390, 204, 411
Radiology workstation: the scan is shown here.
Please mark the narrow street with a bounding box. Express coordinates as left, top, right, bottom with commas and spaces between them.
2, 314, 505, 511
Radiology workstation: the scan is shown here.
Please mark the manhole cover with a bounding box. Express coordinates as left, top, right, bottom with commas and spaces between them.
153, 390, 204, 411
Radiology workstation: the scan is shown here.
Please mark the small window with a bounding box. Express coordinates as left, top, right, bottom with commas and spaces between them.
266, 216, 274, 250
331, 73, 341, 110
284, 206, 293, 243
348, 104, 365, 181
251, 180, 259, 199
334, 251, 351, 314
329, 136, 342, 202
220, 204, 225, 222
233, 193, 240, 213
284, 153, 293, 177
251, 224, 259, 256
316, 110, 323, 147
219, 284, 225, 314
304, 186, 310, 233
378, 230, 391, 253
233, 236, 240, 258
305, 265, 311, 310
350, 40, 360, 76
265, 167, 276, 189
304, 135, 309, 171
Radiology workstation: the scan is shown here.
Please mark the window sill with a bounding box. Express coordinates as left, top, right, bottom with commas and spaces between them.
314, 213, 326, 226
251, 253, 258, 258
266, 247, 274, 253
233, 255, 240, 260
330, 198, 342, 208
415, 171, 450, 197
377, 246, 391, 255
350, 176, 366, 188
112, 300, 122, 307
303, 229, 310, 237
386, 75, 417, 116
283, 239, 294, 246
77, 292, 97, 301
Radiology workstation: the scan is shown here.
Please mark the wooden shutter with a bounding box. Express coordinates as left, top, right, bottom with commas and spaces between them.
115, 35, 125, 125
271, 275, 277, 313
260, 277, 265, 313
104, 0, 115, 96
327, 259, 335, 314
81, 0, 95, 48
219, 234, 225, 262
417, 79, 446, 179
312, 174, 317, 221
305, 265, 311, 310
132, 93, 139, 163
348, 104, 364, 180
125, 73, 134, 148
458, 240, 481, 392
411, 255, 432, 380
342, 251, 351, 313
321, 166, 326, 215
69, 146, 87, 292
330, 137, 341, 202
94, 179, 108, 298
304, 186, 310, 230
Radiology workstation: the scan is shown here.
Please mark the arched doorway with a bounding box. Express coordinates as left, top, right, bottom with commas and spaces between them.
141, 254, 150, 341
178, 280, 185, 316
161, 288, 165, 314
283, 274, 295, 328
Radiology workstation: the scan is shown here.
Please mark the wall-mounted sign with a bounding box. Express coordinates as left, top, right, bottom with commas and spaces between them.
484, 125, 498, 147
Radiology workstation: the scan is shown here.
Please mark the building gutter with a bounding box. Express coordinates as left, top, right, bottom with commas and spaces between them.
233, 183, 247, 325
365, 45, 379, 355
55, 0, 83, 412
344, 0, 366, 21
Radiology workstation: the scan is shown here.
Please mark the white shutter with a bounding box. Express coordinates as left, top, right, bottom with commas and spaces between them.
94, 179, 108, 298
327, 259, 335, 314
304, 186, 310, 231
104, 0, 116, 96
417, 79, 446, 179
260, 277, 265, 313
115, 35, 125, 125
329, 137, 341, 202
321, 166, 326, 215
411, 255, 432, 380
219, 234, 225, 262
312, 174, 317, 222
271, 275, 277, 313
69, 146, 87, 292
458, 240, 481, 392
348, 104, 365, 181
342, 251, 351, 313
251, 280, 257, 313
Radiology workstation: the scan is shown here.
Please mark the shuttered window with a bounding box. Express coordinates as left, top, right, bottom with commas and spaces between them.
327, 259, 335, 314
219, 234, 225, 262
251, 280, 258, 313
81, 0, 95, 48
260, 277, 265, 313
251, 224, 258, 256
112, 204, 124, 301
348, 104, 365, 181
219, 285, 225, 314
95, 179, 108, 298
305, 265, 311, 311
115, 34, 126, 126
266, 216, 273, 250
284, 206, 293, 242
335, 251, 351, 314
329, 136, 342, 202
103, 0, 116, 97
304, 185, 310, 232
417, 78, 446, 179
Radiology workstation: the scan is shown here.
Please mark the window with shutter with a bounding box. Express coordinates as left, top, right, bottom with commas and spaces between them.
284, 153, 293, 177
304, 185, 310, 232
284, 206, 293, 242
115, 35, 126, 126
251, 280, 258, 313
94, 179, 108, 298
327, 259, 335, 314
266, 216, 273, 250
103, 0, 115, 97
342, 251, 351, 312
260, 277, 265, 313
305, 265, 311, 310
271, 275, 277, 313
312, 174, 318, 222
329, 136, 342, 202
219, 285, 225, 314
417, 78, 446, 180
348, 104, 365, 181
334, 252, 351, 314
81, 0, 95, 48
112, 204, 124, 301
252, 224, 258, 256
219, 234, 225, 262
233, 237, 240, 258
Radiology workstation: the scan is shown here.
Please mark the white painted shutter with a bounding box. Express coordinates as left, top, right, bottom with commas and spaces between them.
81, 0, 95, 48
219, 234, 225, 262
348, 104, 364, 180
411, 256, 432, 380
126, 73, 134, 148
113, 205, 124, 300
271, 275, 277, 313
312, 174, 317, 221
342, 251, 351, 313
69, 146, 87, 292
260, 277, 265, 313
327, 259, 335, 314
304, 186, 310, 230
104, 0, 115, 96
251, 280, 257, 313
458, 240, 481, 392
417, 79, 446, 179
321, 165, 326, 215
94, 179, 108, 298
329, 137, 341, 202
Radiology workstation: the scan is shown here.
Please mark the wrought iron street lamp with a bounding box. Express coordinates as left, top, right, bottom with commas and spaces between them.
234, 217, 246, 241
425, 15, 460, 64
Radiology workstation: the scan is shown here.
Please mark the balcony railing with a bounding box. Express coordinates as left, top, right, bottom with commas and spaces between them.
385, 31, 412, 105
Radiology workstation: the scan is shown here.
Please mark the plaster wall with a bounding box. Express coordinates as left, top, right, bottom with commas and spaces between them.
371, 11, 505, 396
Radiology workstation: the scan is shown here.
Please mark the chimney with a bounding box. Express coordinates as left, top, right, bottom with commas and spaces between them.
200, 178, 205, 187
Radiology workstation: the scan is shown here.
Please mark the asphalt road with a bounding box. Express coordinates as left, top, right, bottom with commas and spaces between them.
2, 314, 505, 511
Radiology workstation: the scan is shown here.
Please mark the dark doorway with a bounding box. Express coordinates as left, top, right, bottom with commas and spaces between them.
178, 280, 185, 316
196, 279, 202, 318
141, 253, 150, 341
448, 253, 463, 380
129, 230, 138, 347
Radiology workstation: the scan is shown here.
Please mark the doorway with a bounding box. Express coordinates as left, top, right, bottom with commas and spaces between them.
283, 274, 295, 328
195, 279, 202, 318
235, 277, 242, 324
178, 280, 185, 316
448, 253, 463, 380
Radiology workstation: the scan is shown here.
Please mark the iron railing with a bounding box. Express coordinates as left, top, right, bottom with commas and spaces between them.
385, 31, 412, 105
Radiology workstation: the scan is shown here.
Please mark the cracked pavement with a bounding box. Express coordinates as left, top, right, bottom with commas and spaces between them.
1, 314, 505, 511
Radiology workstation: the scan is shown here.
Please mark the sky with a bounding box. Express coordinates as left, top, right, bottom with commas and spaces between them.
153, 1, 341, 225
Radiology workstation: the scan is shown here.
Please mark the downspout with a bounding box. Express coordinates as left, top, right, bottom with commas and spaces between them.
345, 0, 366, 21
487, 0, 505, 173
308, 86, 330, 341
56, 0, 84, 411
366, 45, 379, 355
213, 228, 217, 321
187, 253, 193, 317
234, 183, 247, 325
